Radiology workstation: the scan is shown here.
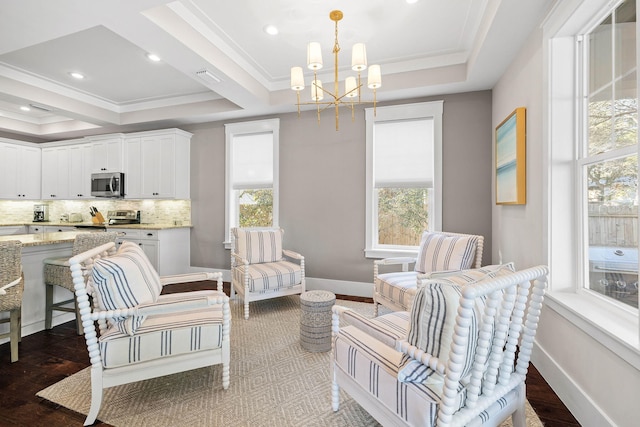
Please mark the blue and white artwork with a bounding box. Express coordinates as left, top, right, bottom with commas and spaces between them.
496, 112, 519, 203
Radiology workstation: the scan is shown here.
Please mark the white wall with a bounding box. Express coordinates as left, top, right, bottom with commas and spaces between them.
492, 9, 640, 427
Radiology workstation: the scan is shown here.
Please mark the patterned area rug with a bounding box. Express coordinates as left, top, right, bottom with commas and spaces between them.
37, 296, 543, 426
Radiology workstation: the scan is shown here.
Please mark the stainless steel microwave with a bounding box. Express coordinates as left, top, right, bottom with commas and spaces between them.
91, 172, 125, 198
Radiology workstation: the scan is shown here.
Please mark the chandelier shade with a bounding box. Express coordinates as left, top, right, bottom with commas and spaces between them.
307, 42, 323, 70
290, 67, 305, 91
351, 43, 367, 71
290, 10, 382, 130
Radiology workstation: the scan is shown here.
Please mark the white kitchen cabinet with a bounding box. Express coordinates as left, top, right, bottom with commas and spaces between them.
41, 146, 70, 199
0, 226, 27, 235
0, 142, 41, 200
67, 143, 93, 198
89, 136, 124, 173
124, 129, 191, 199
111, 227, 190, 275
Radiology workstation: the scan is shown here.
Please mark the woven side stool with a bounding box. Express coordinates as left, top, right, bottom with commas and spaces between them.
44, 232, 118, 334
300, 290, 336, 352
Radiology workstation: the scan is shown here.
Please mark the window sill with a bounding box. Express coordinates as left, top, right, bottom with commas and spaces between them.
365, 248, 419, 259
545, 291, 640, 370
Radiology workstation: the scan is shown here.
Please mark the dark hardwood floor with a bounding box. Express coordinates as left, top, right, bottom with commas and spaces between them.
0, 282, 580, 426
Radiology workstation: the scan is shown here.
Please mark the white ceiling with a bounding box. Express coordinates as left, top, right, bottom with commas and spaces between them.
0, 0, 554, 141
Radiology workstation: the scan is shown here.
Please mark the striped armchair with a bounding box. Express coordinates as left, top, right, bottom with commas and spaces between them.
69, 241, 230, 426
231, 227, 305, 319
373, 231, 484, 316
332, 264, 548, 427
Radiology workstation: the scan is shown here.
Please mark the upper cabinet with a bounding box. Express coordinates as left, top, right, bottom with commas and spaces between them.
0, 142, 41, 200
41, 146, 70, 200
89, 136, 124, 173
68, 143, 93, 198
0, 129, 189, 201
124, 129, 191, 199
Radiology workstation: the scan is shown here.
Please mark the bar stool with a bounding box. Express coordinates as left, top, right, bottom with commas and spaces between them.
0, 240, 23, 362
44, 232, 118, 334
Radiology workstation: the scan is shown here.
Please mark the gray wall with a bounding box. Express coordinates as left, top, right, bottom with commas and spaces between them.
185, 90, 493, 286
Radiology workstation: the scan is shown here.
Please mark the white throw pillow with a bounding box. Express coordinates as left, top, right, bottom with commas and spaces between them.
400, 263, 515, 384
414, 232, 479, 274
91, 241, 162, 335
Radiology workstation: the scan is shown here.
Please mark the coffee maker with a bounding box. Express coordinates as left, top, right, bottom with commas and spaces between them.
33, 204, 49, 222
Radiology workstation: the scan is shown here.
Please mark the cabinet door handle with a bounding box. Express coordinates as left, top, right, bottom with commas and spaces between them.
146, 233, 153, 236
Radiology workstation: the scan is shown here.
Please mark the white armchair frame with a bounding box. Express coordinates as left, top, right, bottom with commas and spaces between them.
69, 242, 230, 426
373, 231, 484, 316
333, 265, 548, 427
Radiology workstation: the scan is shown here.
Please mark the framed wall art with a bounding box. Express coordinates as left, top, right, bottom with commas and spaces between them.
495, 107, 526, 205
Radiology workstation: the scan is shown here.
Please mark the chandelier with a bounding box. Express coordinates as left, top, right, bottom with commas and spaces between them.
290, 10, 382, 131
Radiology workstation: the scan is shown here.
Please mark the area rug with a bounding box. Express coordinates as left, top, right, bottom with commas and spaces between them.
37, 296, 543, 426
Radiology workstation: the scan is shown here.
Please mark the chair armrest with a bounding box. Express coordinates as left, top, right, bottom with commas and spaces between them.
374, 257, 417, 276
0, 276, 21, 295
137, 292, 229, 317
160, 271, 222, 286
397, 340, 446, 375
230, 252, 248, 266
331, 306, 399, 348
283, 249, 304, 261
86, 292, 230, 321
374, 257, 417, 266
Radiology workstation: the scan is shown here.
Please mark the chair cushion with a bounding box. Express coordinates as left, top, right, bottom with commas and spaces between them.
414, 232, 479, 274
91, 242, 162, 336
98, 291, 225, 368
402, 263, 515, 383
233, 228, 283, 264
375, 271, 418, 311
334, 325, 467, 426
234, 260, 302, 293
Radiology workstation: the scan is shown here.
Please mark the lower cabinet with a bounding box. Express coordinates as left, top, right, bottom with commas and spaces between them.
0, 226, 27, 235
110, 227, 190, 276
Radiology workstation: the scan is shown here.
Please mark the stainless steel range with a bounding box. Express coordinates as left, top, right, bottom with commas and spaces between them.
107, 210, 141, 225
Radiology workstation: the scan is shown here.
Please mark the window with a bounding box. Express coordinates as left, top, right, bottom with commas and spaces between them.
365, 101, 443, 258
546, 0, 639, 357
224, 119, 279, 247
580, 0, 638, 310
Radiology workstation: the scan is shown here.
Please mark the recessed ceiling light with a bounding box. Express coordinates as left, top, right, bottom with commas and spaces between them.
69, 72, 85, 80
264, 24, 279, 35
147, 53, 161, 62
20, 106, 30, 111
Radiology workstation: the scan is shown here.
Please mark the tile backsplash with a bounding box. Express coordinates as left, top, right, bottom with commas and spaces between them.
0, 199, 191, 225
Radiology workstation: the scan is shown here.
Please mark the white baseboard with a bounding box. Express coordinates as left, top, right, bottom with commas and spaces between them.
188, 267, 373, 298
532, 341, 616, 427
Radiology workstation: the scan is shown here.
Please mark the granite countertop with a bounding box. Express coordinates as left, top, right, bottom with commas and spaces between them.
0, 231, 83, 247
0, 222, 192, 230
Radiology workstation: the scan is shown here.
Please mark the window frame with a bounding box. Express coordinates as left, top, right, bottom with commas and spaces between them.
364, 101, 443, 259
224, 118, 280, 248
545, 0, 640, 364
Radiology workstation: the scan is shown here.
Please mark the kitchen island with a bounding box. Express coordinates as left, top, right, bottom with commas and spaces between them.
0, 231, 87, 345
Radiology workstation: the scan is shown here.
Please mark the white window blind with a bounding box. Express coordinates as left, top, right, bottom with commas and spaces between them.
374, 119, 433, 188
231, 132, 273, 190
